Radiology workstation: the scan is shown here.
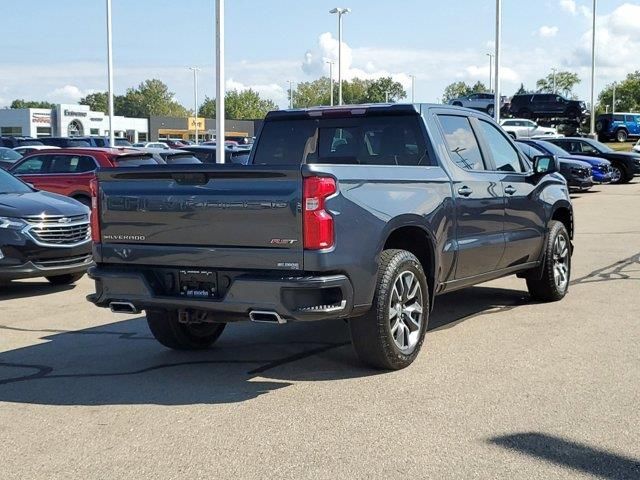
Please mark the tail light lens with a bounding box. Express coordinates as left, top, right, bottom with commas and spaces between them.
90, 177, 100, 243
303, 176, 336, 250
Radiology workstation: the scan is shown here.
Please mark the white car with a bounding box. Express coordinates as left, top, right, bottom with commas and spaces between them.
632, 139, 640, 153
132, 142, 168, 149
13, 145, 60, 155
500, 119, 561, 140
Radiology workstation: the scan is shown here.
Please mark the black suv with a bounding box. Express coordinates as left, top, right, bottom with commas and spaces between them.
0, 136, 44, 148
509, 94, 587, 121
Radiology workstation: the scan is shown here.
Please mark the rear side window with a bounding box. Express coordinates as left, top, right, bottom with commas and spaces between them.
613, 114, 624, 122
437, 115, 485, 171
253, 115, 431, 166
49, 155, 96, 173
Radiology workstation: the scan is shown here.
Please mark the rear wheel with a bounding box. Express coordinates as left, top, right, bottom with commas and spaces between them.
146, 310, 226, 350
518, 108, 531, 119
615, 129, 628, 143
609, 162, 631, 184
526, 221, 571, 302
46, 273, 85, 285
349, 249, 429, 370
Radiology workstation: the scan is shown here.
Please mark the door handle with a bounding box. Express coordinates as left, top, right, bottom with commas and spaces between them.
457, 186, 473, 197
504, 185, 517, 195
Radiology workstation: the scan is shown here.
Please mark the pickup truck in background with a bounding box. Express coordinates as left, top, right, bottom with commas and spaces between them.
88, 104, 574, 370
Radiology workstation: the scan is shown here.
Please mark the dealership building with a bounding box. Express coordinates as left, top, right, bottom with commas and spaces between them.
0, 104, 148, 142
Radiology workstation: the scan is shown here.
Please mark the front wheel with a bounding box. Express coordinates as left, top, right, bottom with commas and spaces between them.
349, 249, 429, 370
526, 221, 571, 302
147, 310, 226, 350
609, 162, 631, 184
46, 273, 85, 285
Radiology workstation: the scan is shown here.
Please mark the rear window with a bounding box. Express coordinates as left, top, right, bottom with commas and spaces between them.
164, 154, 201, 165
252, 115, 431, 166
113, 155, 158, 166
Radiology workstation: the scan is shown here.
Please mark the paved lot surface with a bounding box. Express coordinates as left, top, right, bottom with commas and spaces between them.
1, 182, 639, 480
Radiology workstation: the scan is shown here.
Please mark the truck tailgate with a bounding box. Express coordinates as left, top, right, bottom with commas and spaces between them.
95, 165, 303, 270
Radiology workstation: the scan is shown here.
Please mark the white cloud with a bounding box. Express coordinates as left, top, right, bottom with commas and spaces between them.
567, 2, 640, 77
560, 0, 577, 15
226, 78, 287, 105
47, 84, 96, 103
538, 25, 559, 38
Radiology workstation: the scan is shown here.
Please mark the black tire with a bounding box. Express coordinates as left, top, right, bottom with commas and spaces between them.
519, 108, 531, 119
508, 132, 517, 140
349, 249, 429, 370
46, 273, 85, 285
609, 161, 631, 184
146, 310, 226, 350
615, 129, 628, 143
486, 105, 495, 117
526, 221, 571, 302
73, 196, 91, 207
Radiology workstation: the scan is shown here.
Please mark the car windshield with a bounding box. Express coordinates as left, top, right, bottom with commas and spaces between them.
538, 141, 569, 157
0, 148, 23, 162
0, 168, 32, 194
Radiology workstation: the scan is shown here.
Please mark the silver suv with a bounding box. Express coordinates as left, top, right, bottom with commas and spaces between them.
448, 93, 504, 117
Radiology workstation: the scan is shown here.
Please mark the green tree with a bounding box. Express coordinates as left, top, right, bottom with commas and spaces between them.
198, 90, 278, 119
198, 96, 216, 118
597, 71, 640, 114
79, 92, 109, 114
536, 71, 581, 97
225, 89, 278, 119
364, 77, 407, 103
118, 79, 188, 117
291, 77, 331, 108
10, 99, 56, 109
515, 83, 530, 95
441, 81, 488, 103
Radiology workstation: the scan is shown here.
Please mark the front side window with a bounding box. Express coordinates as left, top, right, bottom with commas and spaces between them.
478, 120, 524, 173
437, 115, 485, 171
578, 141, 599, 154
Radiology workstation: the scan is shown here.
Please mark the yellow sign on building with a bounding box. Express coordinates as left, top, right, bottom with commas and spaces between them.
187, 117, 205, 131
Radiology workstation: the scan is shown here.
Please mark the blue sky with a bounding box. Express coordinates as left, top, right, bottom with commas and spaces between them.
1, 0, 638, 109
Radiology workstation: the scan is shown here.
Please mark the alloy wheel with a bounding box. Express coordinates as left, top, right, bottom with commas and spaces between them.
389, 271, 424, 353
552, 235, 570, 292
610, 165, 622, 183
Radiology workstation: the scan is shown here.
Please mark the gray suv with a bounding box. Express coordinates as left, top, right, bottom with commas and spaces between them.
448, 93, 504, 117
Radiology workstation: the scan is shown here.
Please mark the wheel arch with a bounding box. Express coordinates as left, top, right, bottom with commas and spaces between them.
551, 203, 573, 240
381, 222, 438, 309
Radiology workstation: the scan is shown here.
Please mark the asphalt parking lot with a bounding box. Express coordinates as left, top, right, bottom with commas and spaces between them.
1, 182, 639, 480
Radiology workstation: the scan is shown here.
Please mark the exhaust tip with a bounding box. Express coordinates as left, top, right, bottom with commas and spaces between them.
109, 301, 139, 314
249, 310, 286, 324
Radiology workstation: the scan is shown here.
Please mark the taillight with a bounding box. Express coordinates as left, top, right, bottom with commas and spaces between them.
303, 176, 336, 250
90, 177, 100, 243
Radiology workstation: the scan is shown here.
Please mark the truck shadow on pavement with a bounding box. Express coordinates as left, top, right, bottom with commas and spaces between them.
0, 285, 532, 406
489, 432, 640, 480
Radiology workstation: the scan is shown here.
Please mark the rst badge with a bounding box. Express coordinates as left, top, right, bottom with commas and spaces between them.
270, 238, 298, 245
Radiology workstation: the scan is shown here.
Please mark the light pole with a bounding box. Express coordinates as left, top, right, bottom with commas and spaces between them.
551, 67, 557, 94
288, 80, 294, 109
589, 0, 597, 137
410, 74, 416, 103
494, 0, 502, 122
189, 67, 200, 144
486, 53, 494, 92
612, 82, 616, 114
106, 0, 115, 147
329, 7, 350, 105
326, 61, 334, 106
215, 0, 225, 163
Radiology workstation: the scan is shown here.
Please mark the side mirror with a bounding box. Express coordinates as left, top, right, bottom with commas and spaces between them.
532, 155, 558, 175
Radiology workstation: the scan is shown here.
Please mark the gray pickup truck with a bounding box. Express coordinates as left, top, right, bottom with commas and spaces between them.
88, 104, 574, 370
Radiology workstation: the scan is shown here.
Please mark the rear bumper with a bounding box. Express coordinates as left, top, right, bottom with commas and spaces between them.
87, 266, 355, 322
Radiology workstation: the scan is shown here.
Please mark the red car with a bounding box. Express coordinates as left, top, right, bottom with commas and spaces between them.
9, 148, 160, 206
